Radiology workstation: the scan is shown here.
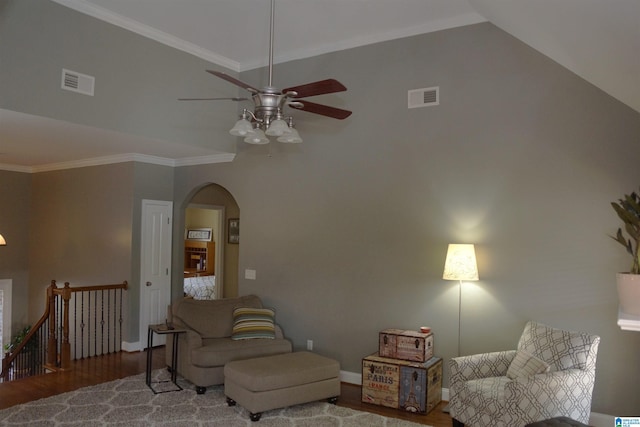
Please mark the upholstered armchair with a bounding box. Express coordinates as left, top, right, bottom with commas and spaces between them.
449, 321, 600, 427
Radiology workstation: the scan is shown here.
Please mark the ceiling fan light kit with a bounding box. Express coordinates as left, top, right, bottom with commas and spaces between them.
180, 0, 351, 146
243, 127, 270, 145
277, 127, 302, 144
229, 110, 255, 137
264, 117, 289, 137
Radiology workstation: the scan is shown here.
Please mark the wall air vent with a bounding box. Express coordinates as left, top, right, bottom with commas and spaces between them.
61, 68, 95, 96
408, 86, 439, 109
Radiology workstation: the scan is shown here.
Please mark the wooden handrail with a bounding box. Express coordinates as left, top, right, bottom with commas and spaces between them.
53, 282, 129, 294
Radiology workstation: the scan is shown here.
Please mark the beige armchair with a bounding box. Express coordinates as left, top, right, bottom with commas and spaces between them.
166, 295, 292, 394
449, 321, 600, 427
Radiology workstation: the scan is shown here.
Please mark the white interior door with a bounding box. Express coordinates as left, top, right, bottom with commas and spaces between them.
140, 199, 173, 349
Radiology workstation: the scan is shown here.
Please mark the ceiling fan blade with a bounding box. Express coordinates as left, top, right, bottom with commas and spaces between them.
178, 97, 248, 101
289, 100, 352, 120
283, 79, 347, 98
206, 70, 259, 94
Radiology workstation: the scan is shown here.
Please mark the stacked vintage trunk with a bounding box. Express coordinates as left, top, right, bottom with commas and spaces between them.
361, 328, 442, 414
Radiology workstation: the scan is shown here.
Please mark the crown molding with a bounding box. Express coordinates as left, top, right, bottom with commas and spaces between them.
0, 153, 236, 174
0, 163, 32, 173
174, 153, 237, 167
51, 0, 240, 72
239, 12, 487, 71
51, 0, 485, 73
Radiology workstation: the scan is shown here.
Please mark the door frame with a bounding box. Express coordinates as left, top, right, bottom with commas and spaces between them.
0, 279, 12, 352
185, 203, 225, 298
139, 199, 173, 348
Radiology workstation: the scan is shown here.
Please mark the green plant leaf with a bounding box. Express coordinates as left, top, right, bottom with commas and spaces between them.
625, 223, 640, 241
614, 202, 640, 227
613, 228, 628, 246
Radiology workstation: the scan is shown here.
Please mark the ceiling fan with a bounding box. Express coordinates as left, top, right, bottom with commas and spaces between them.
179, 0, 352, 144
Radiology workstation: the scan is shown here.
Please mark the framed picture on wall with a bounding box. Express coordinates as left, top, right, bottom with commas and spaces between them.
186, 228, 212, 241
228, 218, 239, 244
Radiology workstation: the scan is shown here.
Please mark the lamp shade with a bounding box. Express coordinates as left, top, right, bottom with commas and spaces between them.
229, 117, 254, 136
0, 234, 5, 246
244, 128, 269, 145
277, 127, 303, 143
443, 244, 478, 281
265, 118, 289, 136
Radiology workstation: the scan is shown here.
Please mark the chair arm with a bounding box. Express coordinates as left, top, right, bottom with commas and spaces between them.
505, 369, 596, 424
179, 329, 203, 349
275, 324, 285, 340
450, 350, 517, 384
165, 328, 201, 368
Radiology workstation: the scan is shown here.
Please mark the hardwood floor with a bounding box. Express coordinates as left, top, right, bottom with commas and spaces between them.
0, 348, 452, 427
339, 381, 453, 427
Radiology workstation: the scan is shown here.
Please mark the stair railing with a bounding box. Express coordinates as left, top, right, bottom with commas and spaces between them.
2, 280, 128, 381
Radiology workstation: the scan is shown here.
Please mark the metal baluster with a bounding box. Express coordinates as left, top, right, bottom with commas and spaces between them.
73, 294, 77, 360
57, 295, 62, 366
100, 289, 104, 356
80, 292, 85, 359
107, 289, 112, 353
118, 288, 123, 352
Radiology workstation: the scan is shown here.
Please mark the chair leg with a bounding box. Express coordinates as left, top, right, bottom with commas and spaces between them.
452, 418, 465, 427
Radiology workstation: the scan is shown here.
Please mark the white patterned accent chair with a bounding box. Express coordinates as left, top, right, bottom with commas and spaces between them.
449, 321, 600, 427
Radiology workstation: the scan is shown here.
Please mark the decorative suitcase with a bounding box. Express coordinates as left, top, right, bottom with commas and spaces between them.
361, 353, 400, 408
362, 353, 442, 414
379, 328, 434, 362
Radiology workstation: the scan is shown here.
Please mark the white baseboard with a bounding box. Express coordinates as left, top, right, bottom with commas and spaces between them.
339, 370, 362, 385
121, 341, 141, 352
339, 370, 609, 425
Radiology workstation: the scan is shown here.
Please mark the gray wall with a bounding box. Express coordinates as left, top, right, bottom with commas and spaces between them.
1, 0, 640, 416
173, 23, 640, 415
27, 164, 134, 338
0, 171, 31, 330
0, 0, 237, 153
25, 162, 173, 344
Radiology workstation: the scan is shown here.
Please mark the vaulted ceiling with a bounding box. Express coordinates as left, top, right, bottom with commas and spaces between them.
2, 0, 638, 171
52, 0, 640, 112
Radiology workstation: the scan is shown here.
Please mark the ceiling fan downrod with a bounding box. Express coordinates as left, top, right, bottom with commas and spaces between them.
268, 0, 275, 88
181, 0, 352, 145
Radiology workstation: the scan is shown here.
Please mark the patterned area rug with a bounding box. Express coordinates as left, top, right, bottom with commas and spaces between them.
0, 370, 430, 426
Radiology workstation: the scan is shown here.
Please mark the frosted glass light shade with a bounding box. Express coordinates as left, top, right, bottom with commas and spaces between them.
229, 117, 254, 136
277, 128, 303, 143
244, 128, 269, 144
265, 118, 289, 136
0, 234, 5, 246
443, 244, 479, 281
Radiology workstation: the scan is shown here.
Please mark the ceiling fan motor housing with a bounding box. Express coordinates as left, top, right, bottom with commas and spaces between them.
252, 88, 291, 122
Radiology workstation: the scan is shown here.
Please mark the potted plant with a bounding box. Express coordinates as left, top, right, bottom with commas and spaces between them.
3, 326, 37, 376
3, 326, 32, 354
611, 189, 640, 315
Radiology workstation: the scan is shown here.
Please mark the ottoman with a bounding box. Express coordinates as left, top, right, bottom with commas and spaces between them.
224, 351, 341, 421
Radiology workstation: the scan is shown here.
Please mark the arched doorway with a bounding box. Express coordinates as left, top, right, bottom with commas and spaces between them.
182, 183, 240, 299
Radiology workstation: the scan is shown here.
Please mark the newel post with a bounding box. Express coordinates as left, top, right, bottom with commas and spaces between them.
47, 280, 58, 367
1, 350, 8, 380
59, 282, 72, 371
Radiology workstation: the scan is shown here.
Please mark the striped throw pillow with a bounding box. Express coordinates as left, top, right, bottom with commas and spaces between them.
231, 307, 276, 340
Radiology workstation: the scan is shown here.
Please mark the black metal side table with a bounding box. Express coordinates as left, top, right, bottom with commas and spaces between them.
146, 323, 186, 393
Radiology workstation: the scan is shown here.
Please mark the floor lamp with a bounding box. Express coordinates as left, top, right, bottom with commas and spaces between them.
441, 243, 479, 413
0, 234, 6, 246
